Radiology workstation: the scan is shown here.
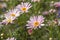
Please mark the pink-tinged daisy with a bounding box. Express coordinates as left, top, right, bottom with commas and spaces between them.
0, 9, 20, 25
1, 16, 14, 25
31, 0, 40, 2
16, 2, 32, 13
26, 16, 44, 29
5, 9, 20, 19
54, 2, 60, 7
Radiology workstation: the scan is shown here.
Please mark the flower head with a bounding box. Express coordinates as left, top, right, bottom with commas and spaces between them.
16, 2, 32, 13
0, 9, 20, 25
26, 16, 44, 29
1, 16, 14, 25
5, 9, 20, 19
54, 2, 60, 7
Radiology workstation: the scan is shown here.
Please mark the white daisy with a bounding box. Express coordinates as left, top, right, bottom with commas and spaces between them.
16, 2, 32, 13
0, 9, 20, 25
5, 9, 20, 19
1, 16, 14, 25
26, 15, 44, 29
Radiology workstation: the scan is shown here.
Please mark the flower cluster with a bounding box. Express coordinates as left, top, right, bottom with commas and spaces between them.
0, 0, 60, 40
0, 1, 60, 30
0, 2, 45, 30
16, 2, 32, 13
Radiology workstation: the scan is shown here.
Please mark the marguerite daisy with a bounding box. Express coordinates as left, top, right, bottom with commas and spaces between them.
0, 9, 20, 25
26, 15, 44, 29
1, 16, 14, 25
16, 2, 32, 13
5, 9, 20, 19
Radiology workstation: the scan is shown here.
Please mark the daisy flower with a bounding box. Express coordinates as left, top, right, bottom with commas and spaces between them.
5, 9, 20, 19
26, 16, 44, 29
16, 2, 32, 13
1, 16, 14, 25
54, 2, 60, 7
0, 9, 20, 25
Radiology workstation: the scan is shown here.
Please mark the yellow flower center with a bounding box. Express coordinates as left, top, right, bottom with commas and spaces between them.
21, 7, 27, 11
34, 21, 39, 27
7, 19, 12, 23
11, 13, 15, 17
